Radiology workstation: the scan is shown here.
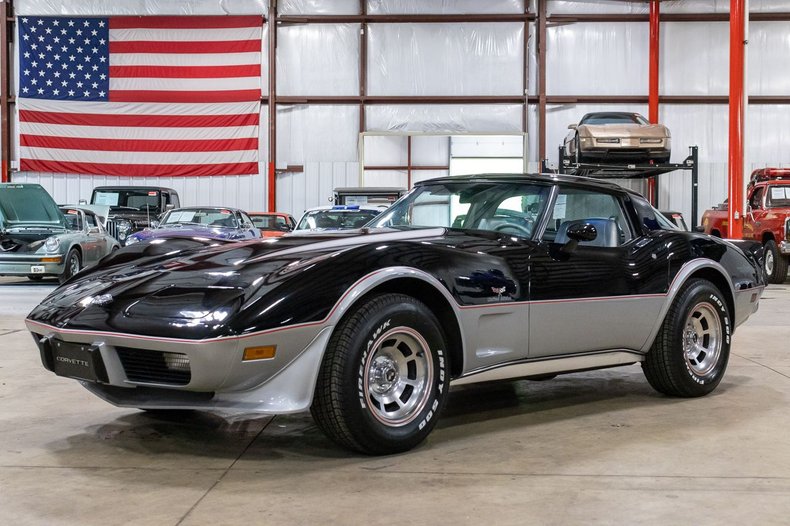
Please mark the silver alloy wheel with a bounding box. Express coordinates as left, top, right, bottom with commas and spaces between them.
682, 301, 722, 376
765, 249, 775, 276
67, 253, 80, 276
363, 327, 433, 427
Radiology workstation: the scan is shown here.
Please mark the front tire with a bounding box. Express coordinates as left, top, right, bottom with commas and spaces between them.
763, 240, 788, 284
311, 293, 449, 455
643, 279, 731, 397
59, 249, 81, 284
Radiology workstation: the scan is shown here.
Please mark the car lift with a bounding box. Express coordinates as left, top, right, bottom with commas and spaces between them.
542, 145, 700, 227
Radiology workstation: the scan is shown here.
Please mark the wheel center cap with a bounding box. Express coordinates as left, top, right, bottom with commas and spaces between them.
370, 357, 399, 394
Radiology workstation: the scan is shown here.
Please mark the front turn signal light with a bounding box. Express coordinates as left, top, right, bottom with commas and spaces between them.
243, 345, 277, 361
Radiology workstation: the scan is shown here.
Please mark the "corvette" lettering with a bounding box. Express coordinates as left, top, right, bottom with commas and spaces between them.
56, 356, 89, 368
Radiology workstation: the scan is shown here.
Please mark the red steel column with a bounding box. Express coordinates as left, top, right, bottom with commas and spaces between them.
646, 0, 660, 205
728, 0, 746, 239
267, 5, 277, 212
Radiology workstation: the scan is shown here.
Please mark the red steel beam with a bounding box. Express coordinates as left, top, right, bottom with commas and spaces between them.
267, 8, 276, 212
728, 0, 746, 239
647, 0, 660, 205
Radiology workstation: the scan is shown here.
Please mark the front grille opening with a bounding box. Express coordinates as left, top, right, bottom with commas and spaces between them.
116, 347, 191, 385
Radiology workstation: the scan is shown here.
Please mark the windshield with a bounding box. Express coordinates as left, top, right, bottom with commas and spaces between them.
581, 113, 648, 125
297, 210, 381, 230
0, 184, 66, 228
767, 186, 790, 208
93, 189, 161, 213
160, 208, 239, 228
252, 214, 289, 230
369, 181, 551, 237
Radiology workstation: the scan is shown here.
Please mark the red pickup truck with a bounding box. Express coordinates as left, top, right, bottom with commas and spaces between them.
701, 168, 790, 283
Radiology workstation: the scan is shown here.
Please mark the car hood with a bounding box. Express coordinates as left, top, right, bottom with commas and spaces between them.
27, 227, 524, 338
578, 123, 669, 138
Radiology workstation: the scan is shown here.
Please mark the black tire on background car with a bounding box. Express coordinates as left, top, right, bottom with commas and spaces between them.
59, 249, 81, 284
763, 239, 788, 284
27, 275, 44, 281
311, 293, 449, 455
642, 278, 731, 397
573, 135, 583, 164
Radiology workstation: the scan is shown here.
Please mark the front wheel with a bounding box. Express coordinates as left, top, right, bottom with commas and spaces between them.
763, 240, 788, 284
311, 293, 449, 455
59, 249, 81, 284
642, 279, 731, 397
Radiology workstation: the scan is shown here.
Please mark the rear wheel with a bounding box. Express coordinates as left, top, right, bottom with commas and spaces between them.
59, 249, 81, 285
643, 279, 731, 397
764, 240, 788, 284
311, 293, 449, 455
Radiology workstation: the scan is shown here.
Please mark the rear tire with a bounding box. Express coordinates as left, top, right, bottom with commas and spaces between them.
311, 293, 449, 455
763, 240, 788, 284
643, 279, 731, 397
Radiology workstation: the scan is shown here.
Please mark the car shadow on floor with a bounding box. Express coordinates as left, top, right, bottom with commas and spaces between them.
42, 367, 769, 470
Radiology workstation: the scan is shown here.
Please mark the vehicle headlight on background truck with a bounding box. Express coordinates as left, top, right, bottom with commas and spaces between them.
44, 236, 60, 253
124, 236, 140, 245
117, 220, 132, 242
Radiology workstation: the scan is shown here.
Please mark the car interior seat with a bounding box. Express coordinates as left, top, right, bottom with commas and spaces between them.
554, 218, 619, 247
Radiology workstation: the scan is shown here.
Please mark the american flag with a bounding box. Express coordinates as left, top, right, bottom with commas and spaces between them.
17, 16, 262, 177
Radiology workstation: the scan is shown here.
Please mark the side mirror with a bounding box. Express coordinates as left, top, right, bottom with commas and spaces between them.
242, 222, 253, 230
78, 198, 88, 205
567, 222, 597, 242
568, 124, 578, 130
165, 204, 175, 211
150, 220, 160, 229
693, 225, 705, 233
88, 226, 101, 234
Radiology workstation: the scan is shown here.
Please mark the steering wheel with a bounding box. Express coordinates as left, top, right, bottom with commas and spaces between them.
494, 222, 532, 237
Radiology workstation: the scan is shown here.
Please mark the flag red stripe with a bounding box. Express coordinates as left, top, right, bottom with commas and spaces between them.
109, 90, 261, 103
110, 64, 261, 79
109, 39, 262, 54
19, 110, 260, 128
21, 134, 258, 153
21, 159, 259, 177
109, 16, 263, 30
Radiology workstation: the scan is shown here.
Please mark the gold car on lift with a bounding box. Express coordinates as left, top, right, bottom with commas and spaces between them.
563, 112, 671, 165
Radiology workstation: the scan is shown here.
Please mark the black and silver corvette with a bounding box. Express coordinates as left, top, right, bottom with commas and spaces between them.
26, 174, 765, 455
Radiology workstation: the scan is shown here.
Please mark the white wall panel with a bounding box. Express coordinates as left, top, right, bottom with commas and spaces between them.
276, 162, 359, 216
363, 169, 408, 188
363, 136, 408, 166
411, 136, 450, 166
367, 104, 523, 133
661, 23, 728, 96
276, 105, 359, 166
749, 22, 790, 96
367, 0, 525, 15
17, 0, 267, 15
279, 0, 357, 15
368, 23, 524, 96
547, 23, 648, 96
277, 24, 360, 96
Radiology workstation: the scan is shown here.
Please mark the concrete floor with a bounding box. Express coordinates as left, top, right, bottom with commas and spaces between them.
1, 276, 790, 525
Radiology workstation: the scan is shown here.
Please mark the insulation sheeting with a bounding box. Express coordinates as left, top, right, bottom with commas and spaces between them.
367, 23, 524, 96
279, 0, 358, 15
277, 24, 360, 96
367, 0, 526, 15
276, 105, 360, 166
16, 0, 267, 15
661, 23, 728, 95
366, 104, 524, 133
547, 23, 648, 96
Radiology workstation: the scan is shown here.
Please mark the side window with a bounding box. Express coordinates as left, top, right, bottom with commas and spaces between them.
541, 187, 632, 247
749, 188, 764, 210
85, 213, 98, 228
240, 212, 253, 226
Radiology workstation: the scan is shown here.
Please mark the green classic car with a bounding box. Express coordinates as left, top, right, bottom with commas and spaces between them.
0, 184, 120, 283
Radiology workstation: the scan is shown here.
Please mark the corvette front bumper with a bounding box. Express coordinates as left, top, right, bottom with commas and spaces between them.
26, 319, 333, 414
